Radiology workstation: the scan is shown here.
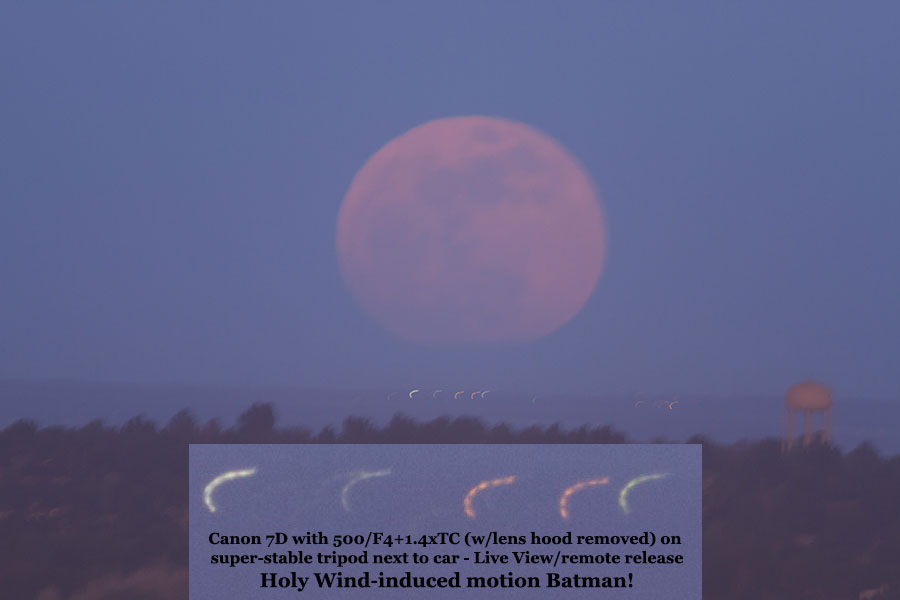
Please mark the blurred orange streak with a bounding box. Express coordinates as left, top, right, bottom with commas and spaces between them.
559, 477, 610, 520
463, 475, 517, 518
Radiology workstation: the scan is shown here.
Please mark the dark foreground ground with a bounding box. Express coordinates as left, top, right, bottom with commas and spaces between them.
1, 404, 898, 599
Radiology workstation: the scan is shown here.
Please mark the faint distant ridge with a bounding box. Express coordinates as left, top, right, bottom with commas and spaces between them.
3, 399, 890, 452
2, 379, 897, 458
2, 402, 631, 444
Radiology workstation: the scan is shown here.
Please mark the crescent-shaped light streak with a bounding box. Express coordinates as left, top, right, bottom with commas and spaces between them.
667, 401, 680, 410
409, 389, 420, 399
454, 391, 465, 400
470, 391, 480, 400
203, 467, 257, 513
480, 390, 490, 399
634, 400, 645, 408
432, 390, 443, 399
558, 477, 610, 520
340, 468, 392, 512
463, 475, 516, 518
619, 473, 670, 514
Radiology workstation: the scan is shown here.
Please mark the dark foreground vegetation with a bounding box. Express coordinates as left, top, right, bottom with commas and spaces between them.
1, 404, 898, 599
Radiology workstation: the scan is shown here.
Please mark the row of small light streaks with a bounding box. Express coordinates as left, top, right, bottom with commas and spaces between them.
394, 391, 680, 408
634, 399, 681, 410
201, 468, 670, 518
401, 390, 492, 400
463, 473, 671, 519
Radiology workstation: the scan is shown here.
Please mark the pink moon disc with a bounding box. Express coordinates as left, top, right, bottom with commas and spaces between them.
336, 116, 606, 343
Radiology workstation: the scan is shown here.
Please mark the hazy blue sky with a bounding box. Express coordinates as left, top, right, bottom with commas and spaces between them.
2, 2, 898, 399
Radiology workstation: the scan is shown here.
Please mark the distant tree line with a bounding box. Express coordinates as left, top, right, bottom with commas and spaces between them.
0, 403, 898, 599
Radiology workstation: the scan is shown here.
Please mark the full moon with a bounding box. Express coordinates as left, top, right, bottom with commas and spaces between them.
336, 116, 606, 343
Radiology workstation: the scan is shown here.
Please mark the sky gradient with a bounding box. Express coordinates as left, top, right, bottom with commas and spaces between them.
1, 2, 898, 399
